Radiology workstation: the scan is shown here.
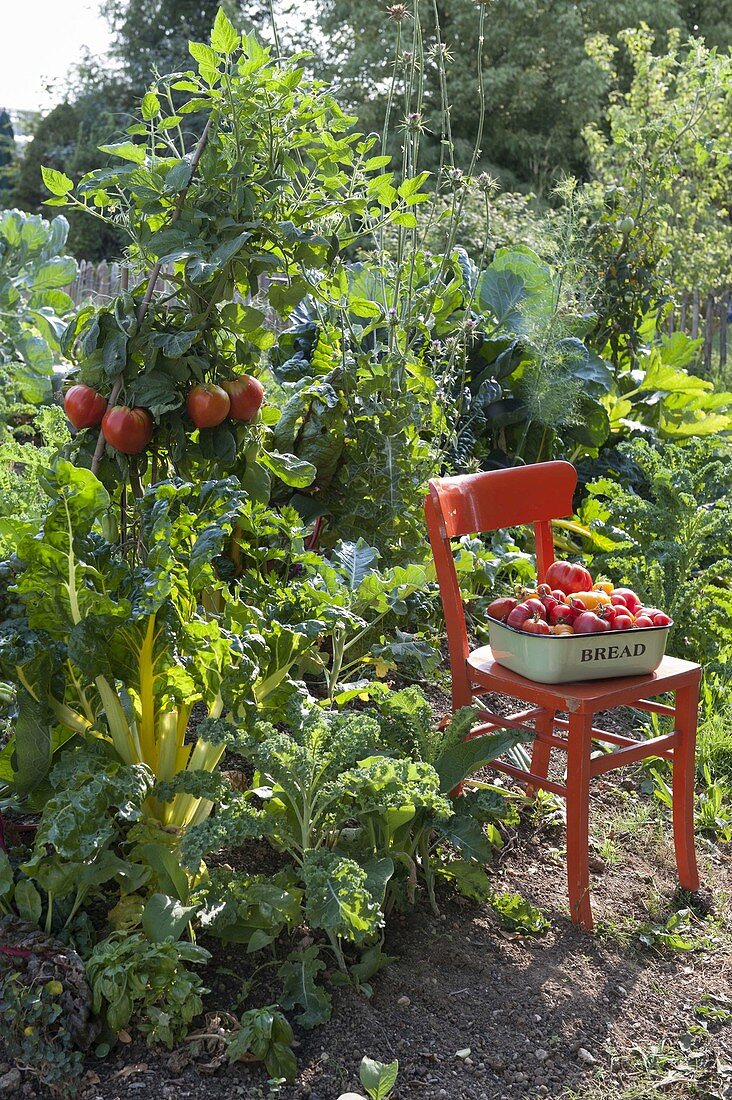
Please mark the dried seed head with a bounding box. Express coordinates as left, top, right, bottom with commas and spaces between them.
401, 111, 426, 134
446, 166, 467, 192
387, 3, 410, 20
428, 42, 454, 63
476, 172, 499, 195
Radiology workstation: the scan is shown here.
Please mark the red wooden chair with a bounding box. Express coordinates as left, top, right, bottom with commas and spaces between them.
425, 460, 701, 930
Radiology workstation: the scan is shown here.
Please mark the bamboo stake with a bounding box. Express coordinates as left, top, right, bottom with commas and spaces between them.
719, 290, 729, 371
703, 291, 715, 373
90, 117, 215, 475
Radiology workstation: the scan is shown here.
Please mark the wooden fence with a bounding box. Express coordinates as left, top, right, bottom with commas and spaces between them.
65, 261, 162, 305
667, 288, 730, 372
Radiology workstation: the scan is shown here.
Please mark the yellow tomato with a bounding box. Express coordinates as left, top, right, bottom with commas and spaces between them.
573, 590, 612, 610
553, 624, 574, 635
592, 580, 614, 595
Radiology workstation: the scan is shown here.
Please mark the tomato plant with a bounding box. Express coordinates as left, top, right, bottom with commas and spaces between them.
45, 22, 424, 507
102, 407, 153, 455
63, 384, 107, 429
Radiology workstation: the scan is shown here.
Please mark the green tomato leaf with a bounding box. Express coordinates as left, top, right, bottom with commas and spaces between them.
98, 141, 146, 165
163, 158, 194, 195
211, 8, 239, 54
102, 330, 128, 377
141, 92, 161, 121
41, 166, 74, 197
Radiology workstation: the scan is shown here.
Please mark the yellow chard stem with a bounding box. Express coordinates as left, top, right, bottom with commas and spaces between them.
188, 798, 215, 828
138, 613, 159, 770
157, 708, 181, 783
95, 675, 136, 765
166, 738, 226, 829
48, 697, 92, 735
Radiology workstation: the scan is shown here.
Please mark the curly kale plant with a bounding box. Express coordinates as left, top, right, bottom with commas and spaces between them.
183, 694, 527, 964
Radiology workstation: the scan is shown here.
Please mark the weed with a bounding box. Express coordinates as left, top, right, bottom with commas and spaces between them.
490, 892, 550, 934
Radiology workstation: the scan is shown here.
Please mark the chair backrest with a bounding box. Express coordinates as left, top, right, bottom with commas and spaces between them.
424, 462, 578, 706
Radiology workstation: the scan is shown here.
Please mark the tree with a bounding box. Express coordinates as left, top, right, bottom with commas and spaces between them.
11, 4, 286, 257
677, 0, 732, 50
582, 26, 732, 359
0, 110, 15, 204
100, 0, 279, 94
309, 0, 718, 190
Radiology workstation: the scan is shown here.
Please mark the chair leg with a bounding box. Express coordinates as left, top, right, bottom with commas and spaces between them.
527, 708, 555, 796
565, 711, 593, 931
672, 682, 701, 892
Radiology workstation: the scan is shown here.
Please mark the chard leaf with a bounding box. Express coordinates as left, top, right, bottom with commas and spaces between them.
259, 449, 317, 489
142, 893, 200, 943
435, 728, 530, 793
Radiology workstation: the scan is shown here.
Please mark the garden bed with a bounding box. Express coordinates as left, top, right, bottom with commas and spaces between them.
4, 701, 730, 1100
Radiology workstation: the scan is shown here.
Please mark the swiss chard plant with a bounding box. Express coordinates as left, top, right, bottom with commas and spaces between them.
0, 463, 307, 819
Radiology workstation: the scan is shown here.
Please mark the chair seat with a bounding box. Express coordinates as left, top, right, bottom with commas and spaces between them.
467, 647, 701, 713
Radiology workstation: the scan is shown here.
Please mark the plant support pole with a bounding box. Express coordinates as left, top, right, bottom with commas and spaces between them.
90, 117, 215, 475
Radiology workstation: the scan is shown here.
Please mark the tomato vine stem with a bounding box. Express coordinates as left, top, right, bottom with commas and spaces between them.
90, 116, 216, 477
